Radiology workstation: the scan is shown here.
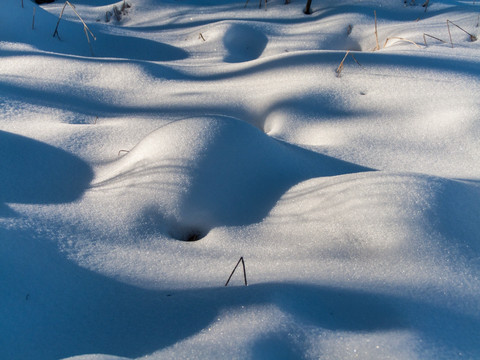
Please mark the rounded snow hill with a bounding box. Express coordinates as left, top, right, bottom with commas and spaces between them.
0, 130, 93, 207
94, 116, 370, 240
223, 23, 268, 63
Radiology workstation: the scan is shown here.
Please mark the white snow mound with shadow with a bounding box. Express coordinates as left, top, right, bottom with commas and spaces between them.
94, 116, 369, 240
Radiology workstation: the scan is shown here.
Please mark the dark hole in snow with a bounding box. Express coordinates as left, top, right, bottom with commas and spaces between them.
184, 230, 205, 242
168, 224, 208, 242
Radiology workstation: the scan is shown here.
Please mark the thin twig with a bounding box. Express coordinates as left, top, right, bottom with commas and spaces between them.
258, 0, 267, 10
53, 1, 96, 41
85, 26, 95, 56
349, 53, 362, 67
69, 2, 96, 40
241, 257, 247, 285
423, 33, 447, 46
336, 51, 350, 77
53, 2, 68, 38
374, 10, 380, 51
225, 257, 248, 286
447, 19, 477, 48
118, 150, 130, 156
32, 7, 36, 30
198, 33, 206, 42
423, 0, 430, 12
384, 37, 422, 48
336, 51, 363, 77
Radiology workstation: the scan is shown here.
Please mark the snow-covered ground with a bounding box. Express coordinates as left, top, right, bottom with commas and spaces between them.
1, 0, 480, 359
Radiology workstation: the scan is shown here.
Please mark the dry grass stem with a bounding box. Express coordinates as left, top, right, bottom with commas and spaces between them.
83, 26, 94, 55
118, 150, 130, 156
350, 53, 362, 67
423, 0, 430, 12
447, 19, 477, 48
53, 3, 67, 38
198, 33, 206, 42
53, 1, 96, 55
374, 10, 380, 50
336, 51, 350, 77
384, 37, 421, 48
423, 33, 447, 46
336, 51, 362, 77
245, 0, 266, 9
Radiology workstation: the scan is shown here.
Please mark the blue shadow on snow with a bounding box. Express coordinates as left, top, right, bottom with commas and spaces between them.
0, 131, 93, 213
1, 232, 479, 360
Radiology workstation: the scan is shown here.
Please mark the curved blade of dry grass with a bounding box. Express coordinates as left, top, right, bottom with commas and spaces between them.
384, 37, 422, 48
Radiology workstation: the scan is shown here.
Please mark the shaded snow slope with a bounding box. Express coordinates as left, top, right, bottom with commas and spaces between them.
93, 116, 370, 234
0, 130, 93, 208
2, 171, 479, 360
1, 0, 480, 359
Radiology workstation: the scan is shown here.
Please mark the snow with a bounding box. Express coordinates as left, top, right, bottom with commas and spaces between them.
1, 0, 480, 359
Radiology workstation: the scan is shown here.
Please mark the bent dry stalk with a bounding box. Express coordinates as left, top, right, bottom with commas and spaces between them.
447, 19, 477, 48
383, 37, 421, 49
423, 33, 447, 46
335, 51, 362, 77
53, 1, 96, 55
225, 257, 248, 286
336, 51, 350, 77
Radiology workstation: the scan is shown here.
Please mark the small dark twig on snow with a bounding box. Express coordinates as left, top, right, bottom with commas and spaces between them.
423, 0, 430, 12
225, 257, 248, 286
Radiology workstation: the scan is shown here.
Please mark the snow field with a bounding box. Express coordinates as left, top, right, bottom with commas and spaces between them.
1, 0, 480, 359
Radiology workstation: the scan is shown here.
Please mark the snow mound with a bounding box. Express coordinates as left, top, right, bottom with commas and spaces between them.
0, 130, 93, 208
94, 116, 370, 240
223, 23, 268, 63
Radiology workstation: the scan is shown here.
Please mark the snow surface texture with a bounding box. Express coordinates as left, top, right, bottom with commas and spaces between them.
1, 0, 480, 359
